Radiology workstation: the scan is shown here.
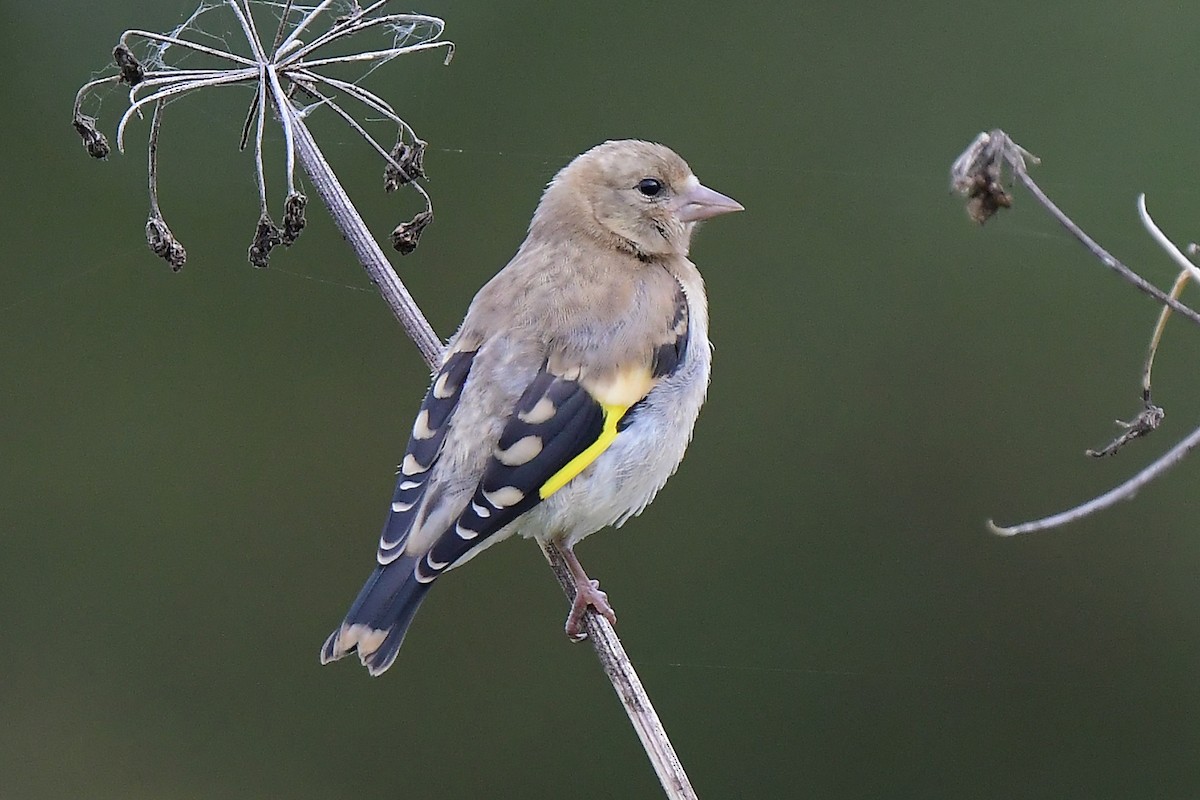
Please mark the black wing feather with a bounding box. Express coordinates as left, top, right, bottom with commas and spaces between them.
650, 282, 690, 378
378, 349, 476, 563
418, 366, 606, 580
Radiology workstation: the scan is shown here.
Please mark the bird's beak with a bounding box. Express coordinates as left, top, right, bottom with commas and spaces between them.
672, 179, 744, 223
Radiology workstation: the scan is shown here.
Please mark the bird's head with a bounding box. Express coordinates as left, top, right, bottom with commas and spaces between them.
534, 140, 743, 259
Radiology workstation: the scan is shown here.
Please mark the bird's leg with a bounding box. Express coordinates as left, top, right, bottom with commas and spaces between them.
560, 545, 617, 641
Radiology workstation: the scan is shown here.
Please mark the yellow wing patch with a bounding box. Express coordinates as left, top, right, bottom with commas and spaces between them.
536, 365, 657, 498
539, 403, 627, 499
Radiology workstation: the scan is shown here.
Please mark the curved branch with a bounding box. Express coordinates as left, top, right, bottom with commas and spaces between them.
990, 418, 1200, 536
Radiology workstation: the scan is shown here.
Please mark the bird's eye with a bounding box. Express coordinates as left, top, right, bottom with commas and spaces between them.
636, 178, 664, 197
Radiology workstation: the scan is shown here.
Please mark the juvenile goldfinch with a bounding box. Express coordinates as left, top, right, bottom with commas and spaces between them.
321, 140, 742, 676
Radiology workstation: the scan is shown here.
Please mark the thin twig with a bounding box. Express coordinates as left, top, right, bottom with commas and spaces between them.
954, 130, 1200, 536
292, 67, 417, 141
1138, 194, 1200, 286
1013, 159, 1200, 328
267, 0, 297, 57
116, 70, 256, 151
285, 103, 696, 800
989, 418, 1200, 536
952, 130, 1200, 328
278, 12, 447, 67
144, 100, 186, 270
119, 28, 257, 66
990, 196, 1200, 530
263, 62, 298, 195
275, 0, 338, 55
1141, 269, 1190, 395
252, 65, 269, 214
290, 40, 454, 71
1136, 194, 1200, 398
541, 545, 698, 800
147, 100, 165, 220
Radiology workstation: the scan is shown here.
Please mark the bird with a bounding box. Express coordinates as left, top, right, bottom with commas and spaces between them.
320, 139, 743, 676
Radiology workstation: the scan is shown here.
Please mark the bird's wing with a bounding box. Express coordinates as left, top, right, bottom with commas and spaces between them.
409, 360, 652, 582
377, 348, 477, 564
380, 279, 691, 577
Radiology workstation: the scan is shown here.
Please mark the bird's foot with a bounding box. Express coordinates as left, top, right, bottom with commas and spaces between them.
564, 578, 617, 641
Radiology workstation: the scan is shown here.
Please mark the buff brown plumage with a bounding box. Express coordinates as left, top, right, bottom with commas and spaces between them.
321, 140, 742, 675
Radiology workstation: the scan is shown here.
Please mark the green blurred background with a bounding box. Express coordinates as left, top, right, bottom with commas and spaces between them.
5, 2, 1200, 797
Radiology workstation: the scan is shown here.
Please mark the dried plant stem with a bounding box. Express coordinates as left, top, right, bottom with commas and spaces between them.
147, 101, 165, 218
1135, 192, 1200, 396
955, 131, 1200, 536
952, 131, 1200, 327
1142, 269, 1190, 394
986, 186, 1200, 533
1011, 163, 1200, 328
988, 422, 1200, 536
541, 545, 698, 800
286, 104, 695, 799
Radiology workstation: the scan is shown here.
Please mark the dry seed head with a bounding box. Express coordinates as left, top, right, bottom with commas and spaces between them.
113, 44, 145, 86
282, 192, 307, 245
390, 209, 432, 255
384, 139, 426, 192
249, 215, 283, 268
73, 114, 111, 159
146, 216, 187, 271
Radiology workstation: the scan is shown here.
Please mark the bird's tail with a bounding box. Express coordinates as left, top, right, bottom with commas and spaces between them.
320, 555, 431, 676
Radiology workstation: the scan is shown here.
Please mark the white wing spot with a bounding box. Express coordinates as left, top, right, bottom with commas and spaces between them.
497, 435, 543, 466
412, 409, 436, 440
483, 486, 524, 509
432, 372, 455, 399
455, 522, 479, 540
391, 500, 414, 513
518, 397, 556, 424
470, 501, 491, 518
398, 480, 422, 491
414, 559, 437, 584
377, 544, 404, 565
401, 454, 429, 476
427, 553, 450, 570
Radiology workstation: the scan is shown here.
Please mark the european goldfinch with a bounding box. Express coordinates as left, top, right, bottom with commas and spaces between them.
321, 140, 742, 675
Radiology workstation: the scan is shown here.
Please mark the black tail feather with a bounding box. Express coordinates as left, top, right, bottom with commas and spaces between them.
320, 555, 432, 676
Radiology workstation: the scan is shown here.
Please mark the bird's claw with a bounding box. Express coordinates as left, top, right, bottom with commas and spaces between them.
564, 578, 616, 641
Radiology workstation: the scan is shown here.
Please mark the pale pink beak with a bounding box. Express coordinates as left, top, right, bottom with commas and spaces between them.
673, 180, 744, 223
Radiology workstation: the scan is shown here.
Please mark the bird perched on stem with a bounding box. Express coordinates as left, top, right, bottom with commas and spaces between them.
321, 140, 742, 675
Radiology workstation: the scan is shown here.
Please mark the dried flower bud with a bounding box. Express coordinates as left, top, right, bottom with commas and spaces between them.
146, 216, 187, 271
248, 215, 283, 268
390, 209, 432, 255
73, 114, 111, 159
962, 175, 1012, 225
384, 138, 427, 192
282, 192, 307, 245
950, 130, 1037, 225
113, 43, 145, 87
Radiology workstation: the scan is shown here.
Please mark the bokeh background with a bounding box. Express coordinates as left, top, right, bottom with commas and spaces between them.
5, 2, 1200, 797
